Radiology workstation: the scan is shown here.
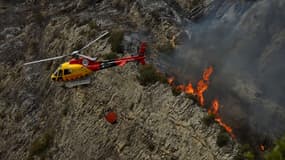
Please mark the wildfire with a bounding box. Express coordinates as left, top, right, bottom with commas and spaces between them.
203, 66, 214, 81
166, 66, 235, 138
167, 77, 175, 85
208, 99, 235, 138
167, 66, 214, 105
260, 145, 265, 152
208, 99, 219, 115
185, 83, 194, 94
196, 80, 208, 105
196, 66, 213, 105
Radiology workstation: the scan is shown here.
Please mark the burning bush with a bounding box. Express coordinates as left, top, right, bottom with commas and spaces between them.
137, 64, 167, 86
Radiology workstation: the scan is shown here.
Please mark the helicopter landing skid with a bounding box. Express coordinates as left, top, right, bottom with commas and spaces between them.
64, 76, 91, 88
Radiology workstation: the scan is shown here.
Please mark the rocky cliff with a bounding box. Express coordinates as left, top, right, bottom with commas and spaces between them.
0, 1, 238, 159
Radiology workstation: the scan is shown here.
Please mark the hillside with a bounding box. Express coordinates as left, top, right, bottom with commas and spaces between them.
0, 0, 240, 160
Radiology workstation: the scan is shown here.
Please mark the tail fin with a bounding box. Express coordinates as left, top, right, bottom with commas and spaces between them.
138, 42, 146, 65
138, 42, 146, 56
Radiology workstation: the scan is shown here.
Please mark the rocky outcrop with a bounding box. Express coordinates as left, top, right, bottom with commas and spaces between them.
0, 0, 238, 159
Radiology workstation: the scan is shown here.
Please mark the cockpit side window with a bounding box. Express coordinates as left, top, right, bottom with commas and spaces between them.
58, 69, 63, 77
53, 70, 58, 77
64, 69, 72, 75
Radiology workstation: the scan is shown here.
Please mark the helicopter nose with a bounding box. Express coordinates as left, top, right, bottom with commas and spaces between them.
51, 75, 56, 81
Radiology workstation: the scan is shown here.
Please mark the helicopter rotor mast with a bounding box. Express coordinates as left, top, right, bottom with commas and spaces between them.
23, 31, 109, 66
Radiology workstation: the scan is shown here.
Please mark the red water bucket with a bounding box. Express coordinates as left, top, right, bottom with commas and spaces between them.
105, 111, 117, 124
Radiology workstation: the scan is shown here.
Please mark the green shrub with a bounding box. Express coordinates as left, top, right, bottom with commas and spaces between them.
240, 144, 252, 154
111, 0, 133, 9
216, 131, 230, 147
234, 144, 256, 160
88, 20, 99, 30
27, 41, 38, 55
265, 136, 285, 160
157, 72, 168, 84
73, 40, 84, 51
243, 151, 255, 160
61, 106, 69, 116
14, 111, 23, 122
109, 30, 124, 53
234, 153, 244, 160
29, 130, 54, 156
202, 113, 215, 126
102, 52, 119, 60
137, 64, 167, 86
31, 11, 45, 24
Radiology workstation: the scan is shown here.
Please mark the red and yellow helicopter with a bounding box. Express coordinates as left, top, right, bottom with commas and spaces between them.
24, 31, 146, 87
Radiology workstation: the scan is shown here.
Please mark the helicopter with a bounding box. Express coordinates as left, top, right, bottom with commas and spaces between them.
24, 31, 146, 88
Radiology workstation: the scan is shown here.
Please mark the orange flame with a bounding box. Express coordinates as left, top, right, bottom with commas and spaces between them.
167, 77, 175, 85
208, 99, 219, 115
260, 145, 265, 151
185, 83, 194, 94
196, 80, 208, 105
195, 66, 214, 105
169, 66, 213, 105
203, 66, 214, 81
167, 66, 235, 138
208, 99, 235, 138
175, 83, 194, 94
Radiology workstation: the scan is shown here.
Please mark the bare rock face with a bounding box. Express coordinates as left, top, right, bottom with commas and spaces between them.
43, 67, 237, 160
0, 0, 238, 160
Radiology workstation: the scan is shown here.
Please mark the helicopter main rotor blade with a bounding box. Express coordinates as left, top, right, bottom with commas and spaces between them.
78, 31, 109, 52
23, 55, 67, 65
23, 31, 109, 66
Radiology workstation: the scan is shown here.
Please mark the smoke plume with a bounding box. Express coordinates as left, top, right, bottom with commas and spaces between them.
158, 0, 285, 139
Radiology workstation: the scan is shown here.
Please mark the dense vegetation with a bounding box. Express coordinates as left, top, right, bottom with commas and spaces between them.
137, 64, 167, 86
265, 136, 285, 160
109, 29, 124, 53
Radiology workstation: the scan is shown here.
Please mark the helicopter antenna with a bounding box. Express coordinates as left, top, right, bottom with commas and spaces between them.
23, 31, 109, 66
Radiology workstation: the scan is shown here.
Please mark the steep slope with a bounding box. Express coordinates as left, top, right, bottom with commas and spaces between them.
0, 0, 238, 160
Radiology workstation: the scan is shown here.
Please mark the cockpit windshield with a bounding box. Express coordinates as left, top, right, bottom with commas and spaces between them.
53, 70, 58, 76
53, 68, 62, 77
